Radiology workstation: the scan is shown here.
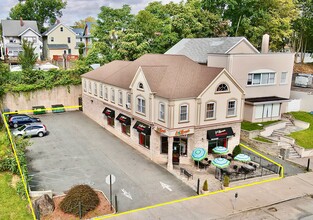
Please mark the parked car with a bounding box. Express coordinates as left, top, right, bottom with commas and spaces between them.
8, 114, 41, 128
12, 123, 47, 138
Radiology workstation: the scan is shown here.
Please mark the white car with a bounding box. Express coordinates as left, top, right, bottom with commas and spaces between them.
12, 123, 47, 138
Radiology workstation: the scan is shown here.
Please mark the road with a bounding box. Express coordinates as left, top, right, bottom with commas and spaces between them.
26, 111, 195, 212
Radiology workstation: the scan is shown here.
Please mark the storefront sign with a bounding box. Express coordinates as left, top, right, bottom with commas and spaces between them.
156, 127, 167, 133
175, 129, 190, 136
207, 127, 234, 140
102, 107, 115, 118
116, 114, 131, 125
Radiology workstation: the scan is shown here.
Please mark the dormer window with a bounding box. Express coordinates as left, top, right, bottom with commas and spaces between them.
216, 83, 229, 92
138, 82, 144, 90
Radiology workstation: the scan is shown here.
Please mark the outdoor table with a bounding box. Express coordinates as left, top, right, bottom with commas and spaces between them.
242, 164, 255, 171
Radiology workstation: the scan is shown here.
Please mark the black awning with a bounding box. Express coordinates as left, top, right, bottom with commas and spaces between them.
116, 114, 131, 125
207, 127, 234, 140
102, 107, 115, 118
133, 121, 151, 135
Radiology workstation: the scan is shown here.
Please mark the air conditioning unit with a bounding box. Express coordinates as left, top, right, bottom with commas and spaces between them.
126, 103, 131, 109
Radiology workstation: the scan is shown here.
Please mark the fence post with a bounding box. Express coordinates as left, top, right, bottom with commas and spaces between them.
79, 202, 82, 219
36, 203, 40, 220
307, 158, 310, 172
115, 194, 118, 213
196, 178, 200, 195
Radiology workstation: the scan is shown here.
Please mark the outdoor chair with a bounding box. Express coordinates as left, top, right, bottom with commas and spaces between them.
233, 165, 238, 170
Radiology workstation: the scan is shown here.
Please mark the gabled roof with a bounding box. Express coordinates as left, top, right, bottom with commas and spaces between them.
82, 54, 223, 99
1, 20, 39, 36
18, 27, 41, 37
165, 37, 259, 64
42, 23, 76, 36
72, 28, 84, 37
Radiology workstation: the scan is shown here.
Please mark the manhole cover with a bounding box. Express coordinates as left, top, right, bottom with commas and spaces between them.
268, 207, 277, 212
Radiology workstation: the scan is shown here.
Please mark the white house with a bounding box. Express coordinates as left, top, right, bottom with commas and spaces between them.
1, 19, 42, 60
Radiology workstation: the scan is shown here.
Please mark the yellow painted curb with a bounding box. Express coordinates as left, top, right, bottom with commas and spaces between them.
2, 108, 284, 220
2, 105, 81, 220
95, 143, 284, 219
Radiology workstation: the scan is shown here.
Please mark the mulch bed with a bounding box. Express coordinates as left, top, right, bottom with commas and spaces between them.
43, 191, 114, 220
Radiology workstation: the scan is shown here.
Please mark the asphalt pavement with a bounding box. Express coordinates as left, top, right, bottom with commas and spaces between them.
26, 111, 195, 212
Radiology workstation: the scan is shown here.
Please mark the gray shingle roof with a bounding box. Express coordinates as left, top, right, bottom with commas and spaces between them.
82, 54, 223, 99
47, 44, 69, 49
165, 37, 258, 64
1, 20, 39, 36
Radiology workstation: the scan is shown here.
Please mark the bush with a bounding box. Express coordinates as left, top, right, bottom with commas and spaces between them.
203, 180, 208, 191
223, 175, 230, 187
59, 185, 100, 217
232, 145, 241, 157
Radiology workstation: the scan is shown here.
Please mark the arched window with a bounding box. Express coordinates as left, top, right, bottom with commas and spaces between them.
216, 83, 229, 92
138, 82, 144, 90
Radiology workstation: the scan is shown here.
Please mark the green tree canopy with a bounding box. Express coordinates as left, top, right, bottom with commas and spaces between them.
18, 39, 38, 70
9, 0, 67, 32
73, 16, 96, 29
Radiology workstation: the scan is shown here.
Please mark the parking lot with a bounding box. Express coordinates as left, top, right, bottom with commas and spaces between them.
26, 111, 195, 212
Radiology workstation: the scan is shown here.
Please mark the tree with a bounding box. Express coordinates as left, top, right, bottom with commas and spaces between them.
18, 39, 38, 70
201, 0, 298, 51
292, 0, 313, 62
94, 5, 134, 41
9, 0, 67, 32
73, 16, 96, 28
78, 42, 85, 60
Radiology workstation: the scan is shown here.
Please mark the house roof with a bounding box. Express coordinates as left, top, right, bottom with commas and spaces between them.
72, 28, 84, 37
47, 44, 69, 49
82, 54, 223, 99
165, 37, 259, 64
42, 23, 76, 36
1, 20, 39, 36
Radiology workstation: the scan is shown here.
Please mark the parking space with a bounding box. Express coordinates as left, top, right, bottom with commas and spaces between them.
26, 111, 195, 212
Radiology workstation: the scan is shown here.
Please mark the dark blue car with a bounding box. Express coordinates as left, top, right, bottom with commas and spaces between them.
8, 114, 41, 128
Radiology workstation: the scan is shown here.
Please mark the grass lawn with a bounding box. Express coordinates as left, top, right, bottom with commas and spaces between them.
241, 120, 280, 131
253, 136, 273, 143
0, 172, 33, 220
289, 111, 313, 149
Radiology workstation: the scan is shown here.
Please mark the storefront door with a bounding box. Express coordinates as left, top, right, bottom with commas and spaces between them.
172, 142, 180, 164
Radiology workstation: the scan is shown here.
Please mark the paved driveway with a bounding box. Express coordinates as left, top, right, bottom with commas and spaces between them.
26, 111, 195, 212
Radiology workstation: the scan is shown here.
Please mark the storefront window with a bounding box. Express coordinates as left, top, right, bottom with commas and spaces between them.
107, 117, 114, 127
139, 133, 150, 149
208, 139, 227, 153
161, 136, 168, 154
173, 137, 187, 156
121, 124, 130, 136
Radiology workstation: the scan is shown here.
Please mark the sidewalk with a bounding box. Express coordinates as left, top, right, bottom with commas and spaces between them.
98, 172, 313, 220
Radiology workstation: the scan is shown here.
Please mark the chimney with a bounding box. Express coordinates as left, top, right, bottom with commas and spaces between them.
261, 34, 269, 53
56, 19, 60, 24
20, 17, 24, 27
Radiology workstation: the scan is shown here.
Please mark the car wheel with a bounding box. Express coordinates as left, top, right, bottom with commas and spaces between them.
13, 123, 18, 128
38, 132, 44, 137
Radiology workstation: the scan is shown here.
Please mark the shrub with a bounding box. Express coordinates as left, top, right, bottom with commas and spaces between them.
59, 185, 100, 217
203, 180, 208, 191
232, 145, 241, 157
223, 175, 230, 187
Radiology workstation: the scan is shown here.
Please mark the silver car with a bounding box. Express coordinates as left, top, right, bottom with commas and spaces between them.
12, 123, 47, 138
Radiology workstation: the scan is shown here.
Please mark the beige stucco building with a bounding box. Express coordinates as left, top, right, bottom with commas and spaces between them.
166, 36, 294, 122
42, 22, 78, 60
81, 54, 245, 168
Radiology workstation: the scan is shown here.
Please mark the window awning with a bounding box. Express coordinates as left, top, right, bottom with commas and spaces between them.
207, 127, 234, 140
116, 114, 131, 125
133, 121, 151, 135
102, 107, 115, 118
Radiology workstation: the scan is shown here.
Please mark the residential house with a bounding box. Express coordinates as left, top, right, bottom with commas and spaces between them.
165, 35, 294, 122
1, 19, 42, 61
81, 54, 245, 167
42, 22, 78, 60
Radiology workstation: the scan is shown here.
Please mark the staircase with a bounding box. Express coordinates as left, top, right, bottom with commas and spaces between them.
289, 146, 301, 158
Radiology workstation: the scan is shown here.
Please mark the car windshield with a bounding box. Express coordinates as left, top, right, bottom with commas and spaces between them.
17, 125, 26, 131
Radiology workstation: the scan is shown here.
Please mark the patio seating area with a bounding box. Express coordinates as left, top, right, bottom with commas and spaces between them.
165, 147, 280, 193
